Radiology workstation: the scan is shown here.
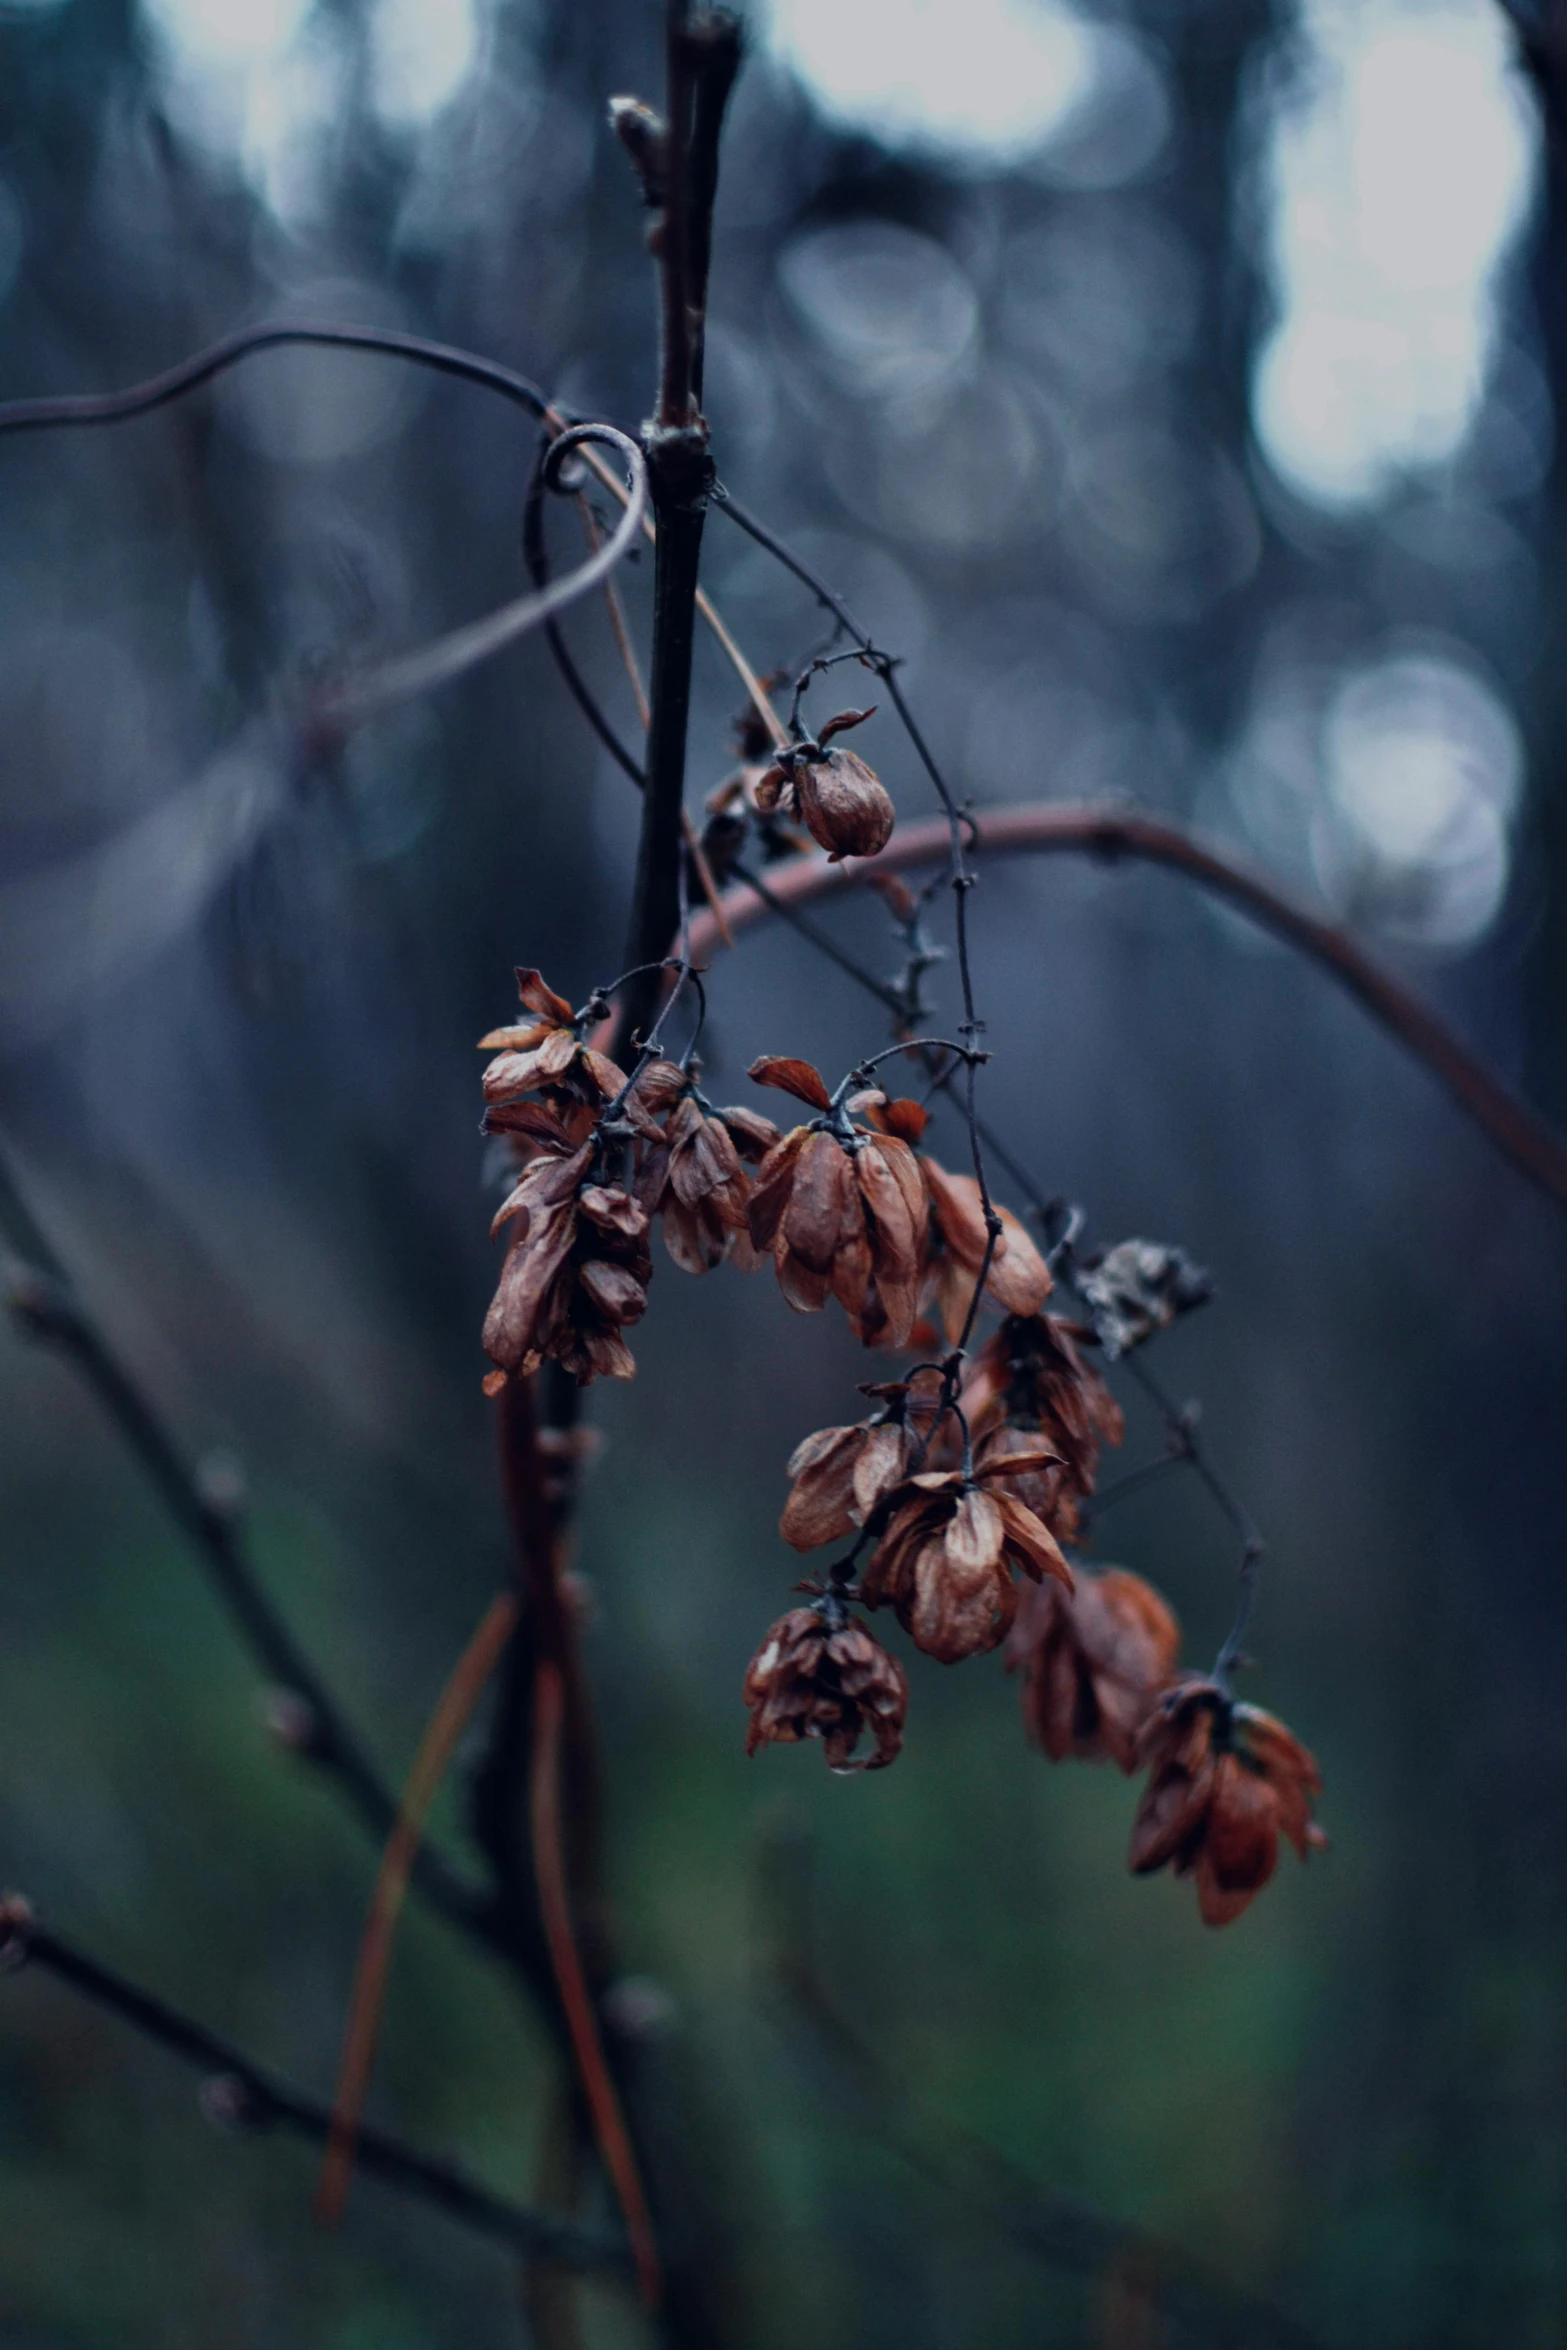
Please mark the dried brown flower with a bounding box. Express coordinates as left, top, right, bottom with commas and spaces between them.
481, 1116, 652, 1388
963, 1314, 1125, 1542
633, 1079, 779, 1274
743, 1604, 908, 1771
919, 1155, 1052, 1342
861, 1454, 1072, 1664
1006, 1567, 1180, 1770
1129, 1678, 1326, 1926
479, 967, 626, 1111
745, 1058, 928, 1346
1078, 1238, 1213, 1359
752, 709, 896, 863
779, 1382, 936, 1550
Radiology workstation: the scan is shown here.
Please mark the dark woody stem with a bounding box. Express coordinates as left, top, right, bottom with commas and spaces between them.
481, 15, 745, 2341
616, 11, 742, 1062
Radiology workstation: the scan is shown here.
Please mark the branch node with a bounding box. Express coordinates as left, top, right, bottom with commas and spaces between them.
609, 96, 670, 207
0, 1893, 35, 1973
256, 1685, 322, 1757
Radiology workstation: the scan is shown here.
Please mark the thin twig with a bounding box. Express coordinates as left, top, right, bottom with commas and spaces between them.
0, 1140, 495, 1945
687, 810, 1567, 1210
0, 322, 551, 436
753, 1829, 1321, 2350
316, 425, 646, 734
0, 1902, 623, 2271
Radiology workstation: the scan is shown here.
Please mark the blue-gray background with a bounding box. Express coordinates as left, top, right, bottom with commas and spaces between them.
0, 0, 1564, 2342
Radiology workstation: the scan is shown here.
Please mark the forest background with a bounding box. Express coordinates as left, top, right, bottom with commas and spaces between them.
0, 0, 1564, 2344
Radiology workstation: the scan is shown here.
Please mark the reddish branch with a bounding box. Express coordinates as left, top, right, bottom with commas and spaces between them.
317, 1591, 521, 2227
689, 808, 1567, 1210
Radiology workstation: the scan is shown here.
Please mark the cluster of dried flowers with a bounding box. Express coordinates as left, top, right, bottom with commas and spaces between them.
480, 979, 1324, 1928
478, 968, 777, 1388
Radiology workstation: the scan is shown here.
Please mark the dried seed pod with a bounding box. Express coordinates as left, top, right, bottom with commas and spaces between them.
744, 1059, 930, 1347
482, 1138, 652, 1390
1006, 1567, 1180, 1770
792, 747, 896, 862
743, 1605, 908, 1771
861, 1454, 1071, 1664
1129, 1678, 1326, 1927
635, 1093, 777, 1274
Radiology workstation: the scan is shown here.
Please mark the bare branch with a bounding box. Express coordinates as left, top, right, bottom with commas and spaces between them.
753, 1828, 1322, 2350
0, 1139, 496, 1946
0, 321, 551, 436
315, 425, 647, 735
689, 810, 1567, 1211
0, 1900, 624, 2272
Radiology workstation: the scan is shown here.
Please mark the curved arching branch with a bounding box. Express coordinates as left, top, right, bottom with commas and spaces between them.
689, 807, 1567, 1210
314, 424, 647, 731
0, 321, 553, 435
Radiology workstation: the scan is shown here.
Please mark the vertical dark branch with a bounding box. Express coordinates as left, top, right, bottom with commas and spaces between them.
683, 20, 743, 412
617, 8, 742, 1056
622, 491, 708, 1049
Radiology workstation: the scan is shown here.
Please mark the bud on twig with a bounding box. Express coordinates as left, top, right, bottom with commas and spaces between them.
0, 1892, 35, 1972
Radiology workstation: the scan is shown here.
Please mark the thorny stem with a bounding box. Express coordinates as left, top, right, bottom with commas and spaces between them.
0, 1904, 623, 2271
1118, 1351, 1267, 1691
706, 491, 1003, 1398
0, 1141, 494, 1947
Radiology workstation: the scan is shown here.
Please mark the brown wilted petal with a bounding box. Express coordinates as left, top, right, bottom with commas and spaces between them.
477, 1019, 553, 1053
815, 704, 877, 746
748, 1055, 833, 1110
482, 1099, 584, 1150
576, 1259, 648, 1325
747, 1130, 808, 1251
715, 1104, 781, 1162
961, 1314, 1124, 1540
793, 747, 896, 862
990, 1489, 1074, 1590
482, 1197, 579, 1372
578, 1186, 648, 1242
852, 1419, 916, 1520
515, 967, 575, 1024
921, 1158, 1052, 1338
878, 1097, 929, 1145
782, 1131, 854, 1274
780, 1425, 863, 1550
1194, 1757, 1280, 1926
